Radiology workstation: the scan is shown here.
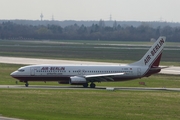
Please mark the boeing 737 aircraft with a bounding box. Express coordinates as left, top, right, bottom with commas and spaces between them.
11, 36, 166, 88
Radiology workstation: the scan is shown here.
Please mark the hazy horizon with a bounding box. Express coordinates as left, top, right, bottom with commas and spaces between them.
0, 0, 180, 22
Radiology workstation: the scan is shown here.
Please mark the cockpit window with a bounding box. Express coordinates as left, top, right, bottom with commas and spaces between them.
18, 69, 25, 72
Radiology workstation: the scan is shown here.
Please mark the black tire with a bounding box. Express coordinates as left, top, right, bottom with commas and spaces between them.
25, 83, 29, 87
90, 83, 96, 88
83, 83, 88, 88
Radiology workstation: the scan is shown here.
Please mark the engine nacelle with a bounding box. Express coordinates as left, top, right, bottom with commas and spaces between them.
69, 76, 87, 85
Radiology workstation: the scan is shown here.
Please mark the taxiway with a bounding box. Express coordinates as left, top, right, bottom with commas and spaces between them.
1, 85, 180, 92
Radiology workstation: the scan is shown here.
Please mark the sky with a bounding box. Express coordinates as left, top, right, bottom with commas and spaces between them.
0, 0, 180, 22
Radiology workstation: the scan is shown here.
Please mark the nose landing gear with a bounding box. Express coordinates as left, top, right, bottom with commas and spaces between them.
25, 81, 29, 87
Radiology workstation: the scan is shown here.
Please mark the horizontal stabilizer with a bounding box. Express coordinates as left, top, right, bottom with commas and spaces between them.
149, 66, 169, 70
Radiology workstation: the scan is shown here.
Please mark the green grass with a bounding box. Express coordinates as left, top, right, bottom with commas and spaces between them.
1, 63, 180, 120
0, 89, 180, 120
97, 74, 180, 88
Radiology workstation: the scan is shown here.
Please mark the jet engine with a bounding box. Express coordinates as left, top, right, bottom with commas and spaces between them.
69, 76, 87, 85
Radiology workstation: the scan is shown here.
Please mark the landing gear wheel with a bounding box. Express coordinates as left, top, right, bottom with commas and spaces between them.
90, 83, 96, 88
25, 82, 29, 87
83, 83, 89, 88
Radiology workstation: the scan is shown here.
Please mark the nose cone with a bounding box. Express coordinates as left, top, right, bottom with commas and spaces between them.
10, 71, 17, 77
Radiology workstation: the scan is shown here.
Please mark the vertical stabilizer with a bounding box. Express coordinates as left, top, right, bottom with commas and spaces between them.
130, 36, 166, 67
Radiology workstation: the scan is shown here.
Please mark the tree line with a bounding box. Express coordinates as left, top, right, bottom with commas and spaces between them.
0, 21, 180, 42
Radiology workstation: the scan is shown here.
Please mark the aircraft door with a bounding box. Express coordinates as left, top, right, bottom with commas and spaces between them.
30, 67, 40, 76
137, 68, 141, 76
30, 68, 35, 76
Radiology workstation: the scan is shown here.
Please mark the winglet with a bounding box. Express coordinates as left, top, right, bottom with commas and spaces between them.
130, 36, 166, 67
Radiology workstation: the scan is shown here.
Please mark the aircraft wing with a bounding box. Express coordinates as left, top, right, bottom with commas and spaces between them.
83, 73, 124, 82
84, 73, 124, 78
84, 73, 124, 81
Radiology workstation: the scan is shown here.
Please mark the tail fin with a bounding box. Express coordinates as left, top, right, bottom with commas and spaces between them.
130, 36, 166, 67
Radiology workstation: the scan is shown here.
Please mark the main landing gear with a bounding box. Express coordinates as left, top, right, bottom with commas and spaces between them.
90, 83, 96, 88
83, 82, 96, 88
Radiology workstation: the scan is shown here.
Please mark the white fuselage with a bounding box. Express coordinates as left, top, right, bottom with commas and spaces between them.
11, 64, 149, 83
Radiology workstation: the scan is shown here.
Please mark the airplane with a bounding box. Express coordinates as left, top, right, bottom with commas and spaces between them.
10, 36, 166, 88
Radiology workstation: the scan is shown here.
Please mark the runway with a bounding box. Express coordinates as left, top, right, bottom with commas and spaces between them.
1, 85, 180, 92
0, 56, 180, 75
0, 56, 115, 65
0, 116, 22, 120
